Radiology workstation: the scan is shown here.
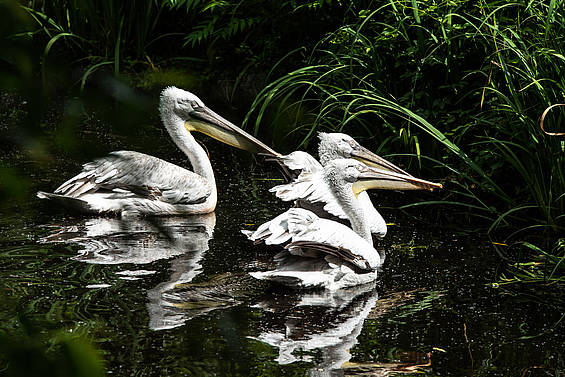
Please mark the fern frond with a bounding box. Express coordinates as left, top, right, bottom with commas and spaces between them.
183, 15, 218, 47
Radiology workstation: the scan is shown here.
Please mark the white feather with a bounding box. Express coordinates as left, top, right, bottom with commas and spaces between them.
38, 88, 229, 215
243, 207, 382, 290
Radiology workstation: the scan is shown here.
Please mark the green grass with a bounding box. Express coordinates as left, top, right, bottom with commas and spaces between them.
244, 0, 565, 287
20, 0, 169, 81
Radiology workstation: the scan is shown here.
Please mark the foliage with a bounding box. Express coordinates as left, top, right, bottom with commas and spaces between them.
164, 0, 336, 48
243, 0, 565, 286
0, 317, 105, 377
166, 0, 259, 47
16, 0, 343, 92
246, 0, 565, 231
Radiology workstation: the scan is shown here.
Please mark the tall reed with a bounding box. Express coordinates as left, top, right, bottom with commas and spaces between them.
26, 0, 166, 58
21, 0, 171, 84
244, 0, 565, 289
246, 0, 565, 236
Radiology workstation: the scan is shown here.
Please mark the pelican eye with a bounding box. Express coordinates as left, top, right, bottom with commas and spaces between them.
346, 166, 358, 175
179, 99, 200, 111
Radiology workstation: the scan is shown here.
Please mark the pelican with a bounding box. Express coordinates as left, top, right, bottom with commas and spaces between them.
243, 158, 412, 290
37, 87, 280, 215
270, 132, 442, 238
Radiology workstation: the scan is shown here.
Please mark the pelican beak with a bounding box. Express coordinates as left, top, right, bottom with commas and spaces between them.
350, 145, 411, 176
353, 166, 443, 196
185, 105, 281, 157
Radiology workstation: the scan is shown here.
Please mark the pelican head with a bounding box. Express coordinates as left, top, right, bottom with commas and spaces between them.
318, 132, 442, 191
325, 159, 394, 193
160, 87, 280, 156
324, 159, 374, 185
325, 158, 442, 196
318, 132, 411, 176
160, 86, 206, 120
318, 133, 358, 164
324, 159, 384, 201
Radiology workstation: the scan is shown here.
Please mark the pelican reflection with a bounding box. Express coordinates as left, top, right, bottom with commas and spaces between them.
40, 214, 215, 266
254, 284, 433, 376
40, 214, 216, 330
253, 282, 379, 375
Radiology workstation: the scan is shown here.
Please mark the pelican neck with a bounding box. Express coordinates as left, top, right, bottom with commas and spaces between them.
163, 114, 216, 186
326, 174, 373, 245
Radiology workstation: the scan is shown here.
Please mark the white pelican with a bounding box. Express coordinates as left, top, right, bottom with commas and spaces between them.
269, 132, 441, 238
37, 87, 280, 215
243, 158, 407, 290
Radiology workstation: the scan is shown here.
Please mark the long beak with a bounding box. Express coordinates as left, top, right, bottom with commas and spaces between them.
353, 166, 443, 196
351, 146, 412, 176
185, 105, 281, 157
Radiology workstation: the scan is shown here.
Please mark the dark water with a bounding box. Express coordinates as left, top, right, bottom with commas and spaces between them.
1, 100, 564, 376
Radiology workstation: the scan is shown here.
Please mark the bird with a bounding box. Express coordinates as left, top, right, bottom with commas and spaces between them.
268, 132, 442, 238
37, 87, 280, 216
242, 158, 424, 290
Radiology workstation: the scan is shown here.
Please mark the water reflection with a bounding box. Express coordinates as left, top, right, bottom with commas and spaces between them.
147, 252, 218, 331
40, 213, 216, 330
41, 214, 216, 265
254, 282, 379, 376
250, 284, 433, 376
152, 272, 253, 330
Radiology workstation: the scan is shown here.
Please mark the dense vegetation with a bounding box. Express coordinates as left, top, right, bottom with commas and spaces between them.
1, 0, 564, 374
2, 0, 563, 310
244, 0, 565, 291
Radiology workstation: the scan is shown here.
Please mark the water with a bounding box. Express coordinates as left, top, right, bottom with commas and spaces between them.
1, 99, 563, 376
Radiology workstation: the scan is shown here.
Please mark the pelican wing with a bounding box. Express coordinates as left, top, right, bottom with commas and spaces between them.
285, 241, 371, 271
269, 170, 348, 221
261, 151, 323, 182
55, 151, 212, 204
242, 208, 380, 270
275, 151, 323, 176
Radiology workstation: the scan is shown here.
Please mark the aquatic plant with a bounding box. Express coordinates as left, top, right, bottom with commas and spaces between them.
499, 239, 565, 287
244, 0, 565, 287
